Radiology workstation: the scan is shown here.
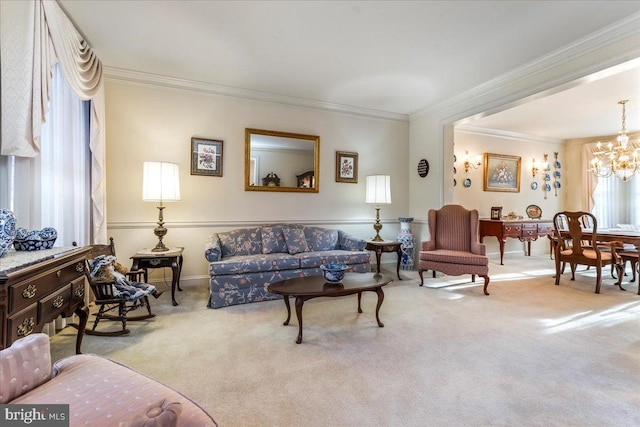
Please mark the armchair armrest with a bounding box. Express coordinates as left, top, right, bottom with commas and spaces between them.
338, 230, 366, 251
421, 240, 435, 251
0, 333, 52, 403
471, 241, 487, 255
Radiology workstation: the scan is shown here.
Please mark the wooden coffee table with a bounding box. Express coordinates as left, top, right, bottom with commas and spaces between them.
267, 273, 393, 343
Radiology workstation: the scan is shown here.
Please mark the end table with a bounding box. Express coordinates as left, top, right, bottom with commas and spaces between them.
365, 240, 402, 280
130, 247, 184, 306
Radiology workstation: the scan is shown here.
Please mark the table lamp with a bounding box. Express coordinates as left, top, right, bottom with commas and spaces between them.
365, 175, 391, 242
142, 161, 181, 252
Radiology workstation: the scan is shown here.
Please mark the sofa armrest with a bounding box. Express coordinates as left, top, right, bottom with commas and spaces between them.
204, 234, 222, 262
338, 230, 366, 251
0, 333, 52, 403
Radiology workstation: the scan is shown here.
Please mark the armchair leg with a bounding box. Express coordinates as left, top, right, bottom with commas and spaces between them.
418, 269, 424, 286
481, 275, 490, 295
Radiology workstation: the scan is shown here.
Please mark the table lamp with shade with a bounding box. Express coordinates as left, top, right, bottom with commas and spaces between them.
365, 175, 391, 242
142, 161, 181, 252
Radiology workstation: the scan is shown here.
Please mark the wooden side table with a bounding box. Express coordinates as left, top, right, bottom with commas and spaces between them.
365, 240, 402, 280
130, 247, 184, 306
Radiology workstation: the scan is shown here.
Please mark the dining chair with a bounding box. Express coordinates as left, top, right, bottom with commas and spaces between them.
552, 211, 623, 294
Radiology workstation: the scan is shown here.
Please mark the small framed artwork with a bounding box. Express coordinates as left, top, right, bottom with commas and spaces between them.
336, 151, 358, 183
483, 153, 521, 192
490, 206, 503, 220
191, 137, 223, 177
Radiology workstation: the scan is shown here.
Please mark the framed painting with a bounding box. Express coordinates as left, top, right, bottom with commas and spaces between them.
335, 151, 358, 183
191, 137, 223, 176
483, 153, 521, 192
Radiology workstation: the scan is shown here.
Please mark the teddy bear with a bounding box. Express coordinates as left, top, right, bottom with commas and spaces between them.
89, 255, 163, 299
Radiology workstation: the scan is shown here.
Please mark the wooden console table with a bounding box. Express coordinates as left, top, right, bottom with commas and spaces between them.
0, 246, 91, 353
479, 219, 553, 265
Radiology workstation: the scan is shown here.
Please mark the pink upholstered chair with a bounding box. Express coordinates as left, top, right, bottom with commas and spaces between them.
418, 204, 490, 295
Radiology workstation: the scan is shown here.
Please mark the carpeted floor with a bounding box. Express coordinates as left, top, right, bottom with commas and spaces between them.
50, 254, 640, 426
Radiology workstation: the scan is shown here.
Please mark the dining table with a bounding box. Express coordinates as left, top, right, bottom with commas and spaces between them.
581, 228, 640, 247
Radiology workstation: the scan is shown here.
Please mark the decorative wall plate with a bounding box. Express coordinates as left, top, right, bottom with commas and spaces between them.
554, 170, 561, 178
454, 166, 457, 174
544, 183, 551, 192
454, 179, 457, 186
531, 182, 538, 190
526, 204, 542, 219
463, 178, 471, 187
555, 161, 561, 169
554, 181, 561, 188
544, 173, 551, 181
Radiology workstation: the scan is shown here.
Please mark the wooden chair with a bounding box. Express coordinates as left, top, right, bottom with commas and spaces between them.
418, 204, 490, 295
552, 211, 623, 294
84, 238, 156, 336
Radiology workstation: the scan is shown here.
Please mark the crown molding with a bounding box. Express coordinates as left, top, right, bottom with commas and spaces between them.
455, 124, 565, 145
103, 66, 409, 123
410, 12, 640, 123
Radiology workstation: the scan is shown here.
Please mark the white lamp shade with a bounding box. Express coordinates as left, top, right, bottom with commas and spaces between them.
142, 161, 181, 202
365, 175, 391, 204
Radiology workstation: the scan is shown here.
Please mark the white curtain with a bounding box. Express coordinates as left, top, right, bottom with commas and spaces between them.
0, 0, 107, 243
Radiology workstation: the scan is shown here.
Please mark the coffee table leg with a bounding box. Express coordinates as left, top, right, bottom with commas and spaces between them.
282, 296, 291, 326
295, 296, 304, 344
357, 292, 363, 313
375, 287, 385, 327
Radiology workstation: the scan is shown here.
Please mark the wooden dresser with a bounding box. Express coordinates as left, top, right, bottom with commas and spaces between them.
0, 246, 90, 353
479, 219, 553, 265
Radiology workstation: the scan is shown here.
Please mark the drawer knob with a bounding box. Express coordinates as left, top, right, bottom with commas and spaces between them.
17, 317, 35, 337
150, 259, 162, 266
56, 270, 62, 277
74, 287, 85, 298
75, 262, 84, 272
52, 295, 64, 308
22, 284, 37, 299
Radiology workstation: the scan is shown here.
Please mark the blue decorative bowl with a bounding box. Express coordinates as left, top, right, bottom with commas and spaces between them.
0, 209, 17, 258
320, 263, 348, 283
13, 227, 57, 251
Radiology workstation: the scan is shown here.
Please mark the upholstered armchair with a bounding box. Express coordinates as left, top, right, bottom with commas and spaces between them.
418, 204, 490, 295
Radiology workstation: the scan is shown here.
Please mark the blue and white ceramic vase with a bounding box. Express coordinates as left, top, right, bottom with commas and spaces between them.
0, 209, 17, 258
397, 217, 415, 271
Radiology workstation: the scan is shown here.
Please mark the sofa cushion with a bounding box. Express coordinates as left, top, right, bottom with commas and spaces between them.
209, 253, 300, 275
296, 250, 371, 268
283, 227, 309, 254
304, 226, 339, 251
218, 228, 263, 257
261, 226, 288, 254
0, 333, 51, 403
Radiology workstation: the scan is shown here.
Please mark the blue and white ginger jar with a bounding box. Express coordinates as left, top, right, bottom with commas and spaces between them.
0, 209, 17, 258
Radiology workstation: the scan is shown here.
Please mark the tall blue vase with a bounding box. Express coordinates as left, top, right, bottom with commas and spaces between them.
397, 217, 415, 271
0, 209, 17, 258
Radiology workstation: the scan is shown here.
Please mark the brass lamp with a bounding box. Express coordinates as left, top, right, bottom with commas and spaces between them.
142, 161, 181, 252
365, 175, 392, 242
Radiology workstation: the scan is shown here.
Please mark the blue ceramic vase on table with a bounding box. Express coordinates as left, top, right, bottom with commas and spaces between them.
0, 209, 17, 258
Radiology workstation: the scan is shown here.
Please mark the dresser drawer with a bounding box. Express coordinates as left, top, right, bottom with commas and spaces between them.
503, 224, 522, 237
537, 224, 553, 235
38, 283, 72, 322
9, 259, 84, 313
8, 305, 38, 343
521, 224, 537, 238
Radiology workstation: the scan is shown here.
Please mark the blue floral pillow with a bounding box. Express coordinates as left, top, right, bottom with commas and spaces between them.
262, 226, 288, 254
283, 227, 309, 254
304, 226, 338, 251
204, 234, 222, 262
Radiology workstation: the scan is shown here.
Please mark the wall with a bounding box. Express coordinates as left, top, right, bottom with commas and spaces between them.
452, 129, 564, 256
103, 79, 409, 286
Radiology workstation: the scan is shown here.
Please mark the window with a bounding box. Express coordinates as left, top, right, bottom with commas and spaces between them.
591, 176, 640, 228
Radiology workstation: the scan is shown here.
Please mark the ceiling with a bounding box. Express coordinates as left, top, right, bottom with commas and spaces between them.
59, 1, 640, 139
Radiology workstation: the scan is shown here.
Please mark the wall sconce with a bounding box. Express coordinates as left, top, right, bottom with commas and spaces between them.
531, 158, 539, 177
463, 151, 482, 173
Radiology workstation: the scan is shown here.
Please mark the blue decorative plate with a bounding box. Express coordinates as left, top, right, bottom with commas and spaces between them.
554, 170, 561, 178
463, 178, 471, 188
531, 182, 538, 190
545, 183, 551, 192
454, 179, 457, 187
554, 181, 561, 189
555, 161, 561, 169
544, 173, 551, 181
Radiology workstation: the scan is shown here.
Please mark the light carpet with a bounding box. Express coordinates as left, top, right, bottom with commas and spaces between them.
50, 255, 640, 426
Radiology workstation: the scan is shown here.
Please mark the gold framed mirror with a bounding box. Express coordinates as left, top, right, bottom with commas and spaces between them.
245, 128, 320, 193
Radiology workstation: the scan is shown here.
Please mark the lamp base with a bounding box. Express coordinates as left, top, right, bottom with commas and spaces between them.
152, 206, 170, 252
371, 206, 384, 242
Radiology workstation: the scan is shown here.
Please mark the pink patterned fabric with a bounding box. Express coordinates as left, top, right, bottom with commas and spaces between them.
5, 335, 217, 426
0, 333, 51, 403
419, 204, 490, 293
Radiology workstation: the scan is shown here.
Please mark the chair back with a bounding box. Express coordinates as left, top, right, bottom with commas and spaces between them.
85, 237, 120, 301
553, 211, 598, 256
429, 204, 478, 252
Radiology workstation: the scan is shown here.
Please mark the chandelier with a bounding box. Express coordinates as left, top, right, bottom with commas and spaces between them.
589, 100, 640, 181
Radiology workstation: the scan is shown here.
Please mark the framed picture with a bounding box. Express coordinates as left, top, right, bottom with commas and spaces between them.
191, 137, 223, 177
335, 151, 358, 183
483, 153, 521, 192
490, 206, 503, 220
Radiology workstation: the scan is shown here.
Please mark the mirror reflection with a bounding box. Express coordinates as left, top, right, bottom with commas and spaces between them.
245, 128, 320, 193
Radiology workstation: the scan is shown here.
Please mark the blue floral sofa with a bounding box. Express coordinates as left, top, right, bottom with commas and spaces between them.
204, 224, 371, 308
